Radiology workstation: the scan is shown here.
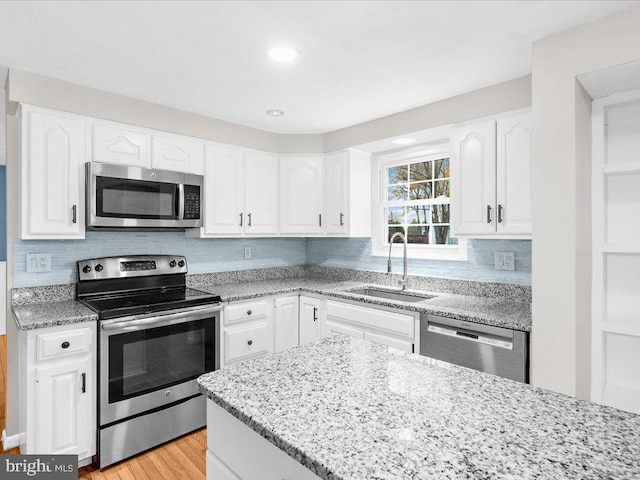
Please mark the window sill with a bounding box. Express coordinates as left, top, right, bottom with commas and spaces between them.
371, 239, 468, 261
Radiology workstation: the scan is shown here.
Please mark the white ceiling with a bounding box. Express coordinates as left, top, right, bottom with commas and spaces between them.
0, 1, 637, 134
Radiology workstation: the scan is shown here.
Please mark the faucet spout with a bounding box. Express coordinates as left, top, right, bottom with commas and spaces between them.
387, 232, 408, 290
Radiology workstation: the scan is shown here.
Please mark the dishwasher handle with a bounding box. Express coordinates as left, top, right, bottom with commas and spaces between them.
427, 323, 514, 349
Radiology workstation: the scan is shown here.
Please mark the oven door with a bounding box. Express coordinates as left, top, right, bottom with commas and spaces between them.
87, 162, 202, 229
100, 304, 220, 426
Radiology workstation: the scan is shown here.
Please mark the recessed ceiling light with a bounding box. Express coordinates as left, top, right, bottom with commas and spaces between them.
268, 47, 299, 63
392, 138, 416, 145
266, 109, 284, 117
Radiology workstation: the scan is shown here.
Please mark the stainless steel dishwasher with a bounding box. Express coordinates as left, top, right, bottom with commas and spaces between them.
420, 314, 529, 383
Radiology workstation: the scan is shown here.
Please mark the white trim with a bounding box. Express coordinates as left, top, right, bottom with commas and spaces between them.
371, 143, 468, 262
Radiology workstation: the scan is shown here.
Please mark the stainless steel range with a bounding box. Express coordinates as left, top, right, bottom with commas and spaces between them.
76, 255, 221, 467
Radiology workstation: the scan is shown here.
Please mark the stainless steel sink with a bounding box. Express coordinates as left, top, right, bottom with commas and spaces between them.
348, 288, 436, 303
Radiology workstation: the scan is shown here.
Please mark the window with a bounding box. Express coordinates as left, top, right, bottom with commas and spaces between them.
372, 145, 467, 260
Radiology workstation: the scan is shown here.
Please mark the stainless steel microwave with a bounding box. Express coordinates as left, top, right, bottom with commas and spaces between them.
86, 162, 203, 230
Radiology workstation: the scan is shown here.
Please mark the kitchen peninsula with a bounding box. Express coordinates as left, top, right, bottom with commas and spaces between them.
198, 336, 640, 480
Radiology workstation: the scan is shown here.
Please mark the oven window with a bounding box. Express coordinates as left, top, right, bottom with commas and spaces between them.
108, 318, 214, 403
96, 177, 178, 219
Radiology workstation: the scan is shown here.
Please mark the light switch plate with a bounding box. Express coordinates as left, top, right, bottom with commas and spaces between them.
495, 252, 515, 271
27, 254, 52, 273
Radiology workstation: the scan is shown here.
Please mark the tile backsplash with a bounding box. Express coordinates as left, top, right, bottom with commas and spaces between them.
13, 233, 532, 287
13, 232, 307, 287
306, 238, 531, 285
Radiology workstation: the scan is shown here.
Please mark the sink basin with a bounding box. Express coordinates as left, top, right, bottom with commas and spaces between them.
348, 288, 436, 303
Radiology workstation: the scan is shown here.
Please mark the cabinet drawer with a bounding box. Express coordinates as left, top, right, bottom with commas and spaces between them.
37, 327, 92, 362
224, 321, 272, 365
326, 300, 415, 339
225, 300, 270, 325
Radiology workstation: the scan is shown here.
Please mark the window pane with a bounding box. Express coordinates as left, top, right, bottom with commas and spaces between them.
387, 207, 404, 224
407, 205, 430, 224
409, 182, 432, 200
433, 226, 452, 244
387, 185, 407, 201
435, 158, 450, 179
435, 179, 450, 198
387, 165, 408, 185
431, 205, 450, 224
410, 161, 432, 182
388, 226, 404, 241
407, 225, 429, 244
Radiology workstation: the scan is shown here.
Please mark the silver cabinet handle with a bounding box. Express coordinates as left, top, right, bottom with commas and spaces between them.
72, 205, 77, 224
339, 213, 344, 226
487, 205, 492, 224
319, 214, 322, 227
239, 213, 243, 226
248, 213, 252, 227
498, 204, 503, 223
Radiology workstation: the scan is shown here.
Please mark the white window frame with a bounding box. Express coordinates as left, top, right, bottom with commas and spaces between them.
371, 142, 468, 261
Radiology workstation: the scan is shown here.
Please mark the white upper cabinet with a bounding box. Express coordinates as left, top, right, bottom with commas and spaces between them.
244, 152, 278, 235
325, 152, 348, 234
451, 109, 532, 238
88, 121, 150, 168
204, 146, 245, 235
20, 105, 85, 239
451, 119, 497, 236
151, 133, 205, 174
496, 111, 533, 235
200, 146, 278, 237
280, 156, 324, 235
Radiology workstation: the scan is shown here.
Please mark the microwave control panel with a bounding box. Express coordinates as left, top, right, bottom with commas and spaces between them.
184, 185, 201, 220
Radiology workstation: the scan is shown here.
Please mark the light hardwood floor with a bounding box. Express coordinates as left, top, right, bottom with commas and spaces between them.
0, 334, 207, 479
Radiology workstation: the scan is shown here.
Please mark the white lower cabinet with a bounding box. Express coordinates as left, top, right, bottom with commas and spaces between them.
222, 299, 274, 367
23, 323, 96, 462
324, 300, 417, 353
299, 296, 323, 346
207, 401, 321, 480
274, 296, 299, 353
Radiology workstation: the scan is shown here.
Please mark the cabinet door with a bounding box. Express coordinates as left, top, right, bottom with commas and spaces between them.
280, 157, 324, 234
496, 112, 533, 235
89, 121, 150, 167
245, 152, 279, 235
364, 331, 413, 352
152, 133, 205, 174
325, 152, 348, 235
34, 357, 91, 457
299, 296, 322, 346
450, 120, 497, 235
274, 297, 299, 353
23, 108, 85, 238
325, 320, 364, 340
204, 146, 244, 235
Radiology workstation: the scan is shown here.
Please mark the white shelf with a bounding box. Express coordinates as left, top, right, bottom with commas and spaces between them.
603, 160, 640, 175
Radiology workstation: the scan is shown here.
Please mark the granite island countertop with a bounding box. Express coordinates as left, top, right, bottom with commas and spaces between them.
191, 276, 532, 332
198, 335, 640, 480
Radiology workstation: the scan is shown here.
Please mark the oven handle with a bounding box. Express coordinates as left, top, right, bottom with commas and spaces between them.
101, 305, 222, 331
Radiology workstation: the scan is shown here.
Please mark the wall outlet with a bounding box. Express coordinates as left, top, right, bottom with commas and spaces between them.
495, 252, 515, 271
27, 253, 52, 273
244, 246, 252, 259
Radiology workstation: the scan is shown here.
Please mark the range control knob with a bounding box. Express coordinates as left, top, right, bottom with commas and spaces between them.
82, 265, 92, 274
169, 260, 177, 267
95, 264, 104, 272
178, 260, 185, 267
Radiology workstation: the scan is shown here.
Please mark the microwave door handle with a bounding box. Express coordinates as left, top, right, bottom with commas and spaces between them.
177, 183, 185, 220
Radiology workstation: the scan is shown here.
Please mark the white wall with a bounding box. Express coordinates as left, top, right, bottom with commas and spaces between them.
531, 4, 640, 398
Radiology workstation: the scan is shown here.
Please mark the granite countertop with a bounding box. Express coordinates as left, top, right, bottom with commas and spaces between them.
198, 335, 640, 480
12, 300, 98, 330
192, 277, 532, 332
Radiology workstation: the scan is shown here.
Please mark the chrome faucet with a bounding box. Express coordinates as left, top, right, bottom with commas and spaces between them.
387, 232, 408, 290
